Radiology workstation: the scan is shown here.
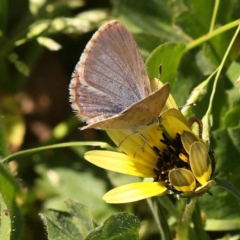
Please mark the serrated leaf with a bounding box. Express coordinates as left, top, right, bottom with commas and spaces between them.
65, 200, 95, 235
41, 209, 83, 240
84, 213, 140, 240
41, 201, 96, 240
37, 167, 114, 217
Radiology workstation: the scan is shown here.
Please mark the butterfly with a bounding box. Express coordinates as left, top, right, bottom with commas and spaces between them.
69, 20, 170, 131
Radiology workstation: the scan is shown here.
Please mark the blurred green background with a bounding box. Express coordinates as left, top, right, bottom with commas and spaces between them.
1, 0, 240, 239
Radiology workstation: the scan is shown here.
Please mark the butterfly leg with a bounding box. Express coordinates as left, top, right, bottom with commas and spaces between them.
132, 131, 152, 158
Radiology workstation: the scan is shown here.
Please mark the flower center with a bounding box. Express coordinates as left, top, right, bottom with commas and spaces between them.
153, 129, 216, 196
153, 133, 189, 193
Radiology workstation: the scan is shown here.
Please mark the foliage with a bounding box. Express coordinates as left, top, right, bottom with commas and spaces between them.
0, 0, 240, 239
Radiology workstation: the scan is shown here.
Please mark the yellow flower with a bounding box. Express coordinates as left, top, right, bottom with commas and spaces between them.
84, 81, 216, 203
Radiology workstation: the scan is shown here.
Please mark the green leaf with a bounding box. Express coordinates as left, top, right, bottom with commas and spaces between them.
41, 201, 95, 240
133, 33, 163, 59
35, 165, 115, 222
226, 61, 240, 106
226, 61, 240, 84
215, 178, 240, 202
174, 0, 214, 38
199, 127, 240, 230
41, 202, 140, 240
112, 0, 186, 47
65, 200, 96, 234
195, 50, 216, 75
41, 210, 83, 240
175, 1, 236, 67
224, 105, 240, 128
84, 213, 140, 240
146, 43, 186, 87
0, 163, 22, 240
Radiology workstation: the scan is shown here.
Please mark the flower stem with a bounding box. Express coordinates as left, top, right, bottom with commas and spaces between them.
157, 195, 181, 220
182, 198, 197, 222
147, 198, 172, 240
209, 0, 220, 33
185, 19, 240, 52
206, 23, 240, 117
0, 141, 113, 163
192, 202, 211, 240
177, 198, 197, 239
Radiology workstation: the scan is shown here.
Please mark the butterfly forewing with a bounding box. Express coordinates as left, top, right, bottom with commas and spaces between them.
70, 20, 151, 122
82, 83, 170, 130
70, 20, 170, 131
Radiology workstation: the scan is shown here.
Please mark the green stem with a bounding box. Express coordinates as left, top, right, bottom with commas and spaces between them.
147, 198, 172, 240
1, 141, 114, 163
157, 195, 181, 220
185, 19, 240, 52
215, 178, 240, 201
192, 202, 211, 240
209, 0, 220, 33
205, 23, 240, 117
182, 198, 197, 223
177, 198, 197, 239
147, 198, 165, 239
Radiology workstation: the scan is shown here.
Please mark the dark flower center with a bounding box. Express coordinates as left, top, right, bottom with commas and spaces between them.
153, 133, 190, 193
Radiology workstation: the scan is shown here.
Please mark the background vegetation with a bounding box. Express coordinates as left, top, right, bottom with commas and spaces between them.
0, 0, 240, 239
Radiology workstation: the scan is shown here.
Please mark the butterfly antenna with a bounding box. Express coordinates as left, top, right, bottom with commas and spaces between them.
156, 64, 163, 89
158, 64, 162, 80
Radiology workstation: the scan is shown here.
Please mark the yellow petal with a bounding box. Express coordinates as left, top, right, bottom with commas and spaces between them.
167, 115, 191, 133
169, 168, 196, 192
195, 180, 216, 194
103, 182, 167, 203
189, 141, 212, 185
85, 150, 156, 177
160, 108, 191, 138
106, 80, 178, 160
151, 79, 178, 109
181, 131, 198, 154
107, 125, 165, 164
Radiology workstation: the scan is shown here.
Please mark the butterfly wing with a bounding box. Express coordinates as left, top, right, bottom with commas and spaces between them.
81, 83, 170, 131
70, 20, 151, 122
